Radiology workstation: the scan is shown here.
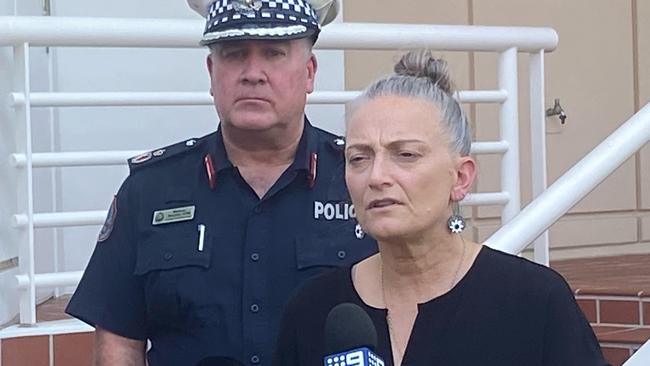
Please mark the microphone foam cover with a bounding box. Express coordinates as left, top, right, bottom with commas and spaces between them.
323, 302, 378, 355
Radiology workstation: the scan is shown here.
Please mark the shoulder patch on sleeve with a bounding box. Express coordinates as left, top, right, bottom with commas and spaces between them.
128, 138, 200, 172
97, 196, 117, 242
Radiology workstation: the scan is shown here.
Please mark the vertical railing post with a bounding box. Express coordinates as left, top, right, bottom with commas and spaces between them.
14, 43, 37, 325
529, 50, 550, 265
498, 47, 521, 226
46, 47, 62, 298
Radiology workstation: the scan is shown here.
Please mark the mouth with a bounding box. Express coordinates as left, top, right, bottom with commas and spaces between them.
236, 97, 270, 104
367, 198, 401, 210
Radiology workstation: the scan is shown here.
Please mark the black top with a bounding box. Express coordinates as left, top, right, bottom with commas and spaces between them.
273, 246, 609, 366
65, 120, 377, 366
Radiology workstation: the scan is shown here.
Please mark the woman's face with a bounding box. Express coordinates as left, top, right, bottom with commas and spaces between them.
345, 95, 463, 241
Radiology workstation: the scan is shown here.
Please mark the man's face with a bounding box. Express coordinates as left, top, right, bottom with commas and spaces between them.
207, 39, 317, 132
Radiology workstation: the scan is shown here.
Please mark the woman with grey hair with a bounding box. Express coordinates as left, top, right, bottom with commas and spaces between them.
272, 50, 608, 366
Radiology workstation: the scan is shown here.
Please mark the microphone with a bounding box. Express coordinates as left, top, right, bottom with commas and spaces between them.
323, 303, 385, 366
195, 356, 243, 366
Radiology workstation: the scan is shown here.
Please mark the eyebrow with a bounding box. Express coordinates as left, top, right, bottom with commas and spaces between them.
346, 139, 427, 151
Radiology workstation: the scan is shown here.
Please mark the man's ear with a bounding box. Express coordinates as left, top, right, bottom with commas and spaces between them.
206, 53, 214, 76
450, 156, 476, 202
206, 54, 214, 96
306, 53, 317, 94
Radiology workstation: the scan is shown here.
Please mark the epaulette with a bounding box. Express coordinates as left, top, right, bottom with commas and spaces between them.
128, 137, 200, 172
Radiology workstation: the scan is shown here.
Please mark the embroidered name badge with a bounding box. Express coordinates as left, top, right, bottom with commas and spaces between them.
152, 206, 196, 226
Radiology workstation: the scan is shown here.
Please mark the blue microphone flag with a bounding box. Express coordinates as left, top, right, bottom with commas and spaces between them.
323, 346, 385, 366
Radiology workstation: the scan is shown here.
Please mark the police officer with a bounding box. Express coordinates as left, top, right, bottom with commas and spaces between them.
65, 1, 377, 365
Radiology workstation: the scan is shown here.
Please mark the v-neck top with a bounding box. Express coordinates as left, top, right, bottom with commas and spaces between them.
272, 246, 609, 366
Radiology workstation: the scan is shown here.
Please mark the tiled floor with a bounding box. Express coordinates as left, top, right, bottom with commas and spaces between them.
36, 295, 72, 322
551, 254, 650, 295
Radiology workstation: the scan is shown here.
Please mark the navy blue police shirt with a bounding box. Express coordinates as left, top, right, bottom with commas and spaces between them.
65, 119, 377, 366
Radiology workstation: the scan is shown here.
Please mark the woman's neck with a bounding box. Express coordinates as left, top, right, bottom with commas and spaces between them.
384, 237, 466, 303
353, 234, 481, 308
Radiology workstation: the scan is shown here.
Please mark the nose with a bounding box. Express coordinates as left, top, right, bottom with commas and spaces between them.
367, 155, 392, 190
240, 53, 267, 85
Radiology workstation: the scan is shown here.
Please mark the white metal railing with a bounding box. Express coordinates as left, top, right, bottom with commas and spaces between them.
485, 102, 650, 251
10, 90, 508, 107
0, 16, 558, 328
0, 17, 557, 50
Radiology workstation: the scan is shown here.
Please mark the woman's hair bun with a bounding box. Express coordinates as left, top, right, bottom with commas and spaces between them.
394, 49, 454, 94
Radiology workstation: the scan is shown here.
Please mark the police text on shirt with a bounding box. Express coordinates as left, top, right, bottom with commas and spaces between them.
313, 201, 356, 220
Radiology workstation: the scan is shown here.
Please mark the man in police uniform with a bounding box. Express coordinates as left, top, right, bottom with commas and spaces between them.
65, 1, 376, 365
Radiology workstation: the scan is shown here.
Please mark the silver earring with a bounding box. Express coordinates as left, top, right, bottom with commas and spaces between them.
355, 223, 365, 239
447, 202, 465, 234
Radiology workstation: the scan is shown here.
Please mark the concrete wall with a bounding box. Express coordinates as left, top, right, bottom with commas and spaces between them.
344, 0, 649, 260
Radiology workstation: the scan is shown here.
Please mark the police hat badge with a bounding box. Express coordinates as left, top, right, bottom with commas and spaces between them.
187, 0, 340, 45
232, 0, 262, 16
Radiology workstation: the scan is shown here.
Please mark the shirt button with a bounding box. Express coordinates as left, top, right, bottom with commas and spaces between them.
250, 355, 260, 364
250, 304, 260, 313
337, 250, 346, 259
251, 253, 260, 262
163, 252, 173, 261
254, 206, 262, 214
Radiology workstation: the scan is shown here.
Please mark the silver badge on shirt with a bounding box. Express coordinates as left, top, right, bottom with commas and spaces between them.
152, 205, 196, 225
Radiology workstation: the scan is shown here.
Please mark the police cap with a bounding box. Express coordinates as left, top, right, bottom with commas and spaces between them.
188, 0, 340, 45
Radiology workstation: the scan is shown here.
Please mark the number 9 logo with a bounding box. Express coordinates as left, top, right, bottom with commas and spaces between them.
346, 351, 365, 366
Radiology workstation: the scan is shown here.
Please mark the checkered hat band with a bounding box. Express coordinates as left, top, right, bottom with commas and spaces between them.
202, 24, 308, 42
207, 0, 318, 27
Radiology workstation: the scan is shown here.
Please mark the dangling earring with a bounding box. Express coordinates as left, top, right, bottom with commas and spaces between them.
447, 201, 465, 234
354, 223, 365, 239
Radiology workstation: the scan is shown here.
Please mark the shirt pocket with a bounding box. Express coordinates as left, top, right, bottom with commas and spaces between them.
294, 234, 346, 284
134, 228, 222, 329
134, 228, 211, 274
295, 221, 368, 280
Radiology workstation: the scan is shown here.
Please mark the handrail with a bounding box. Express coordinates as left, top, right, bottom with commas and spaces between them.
0, 16, 558, 52
9, 192, 509, 230
10, 90, 508, 107
9, 141, 507, 169
486, 102, 650, 253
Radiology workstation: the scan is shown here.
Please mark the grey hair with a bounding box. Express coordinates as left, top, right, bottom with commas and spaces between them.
348, 50, 472, 156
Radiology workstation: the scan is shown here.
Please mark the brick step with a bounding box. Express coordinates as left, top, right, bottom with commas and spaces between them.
573, 293, 650, 366
1, 331, 93, 366
552, 253, 650, 366
594, 325, 650, 366
3, 325, 648, 366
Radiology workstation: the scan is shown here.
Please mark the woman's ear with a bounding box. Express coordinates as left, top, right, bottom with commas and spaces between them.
450, 156, 476, 202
